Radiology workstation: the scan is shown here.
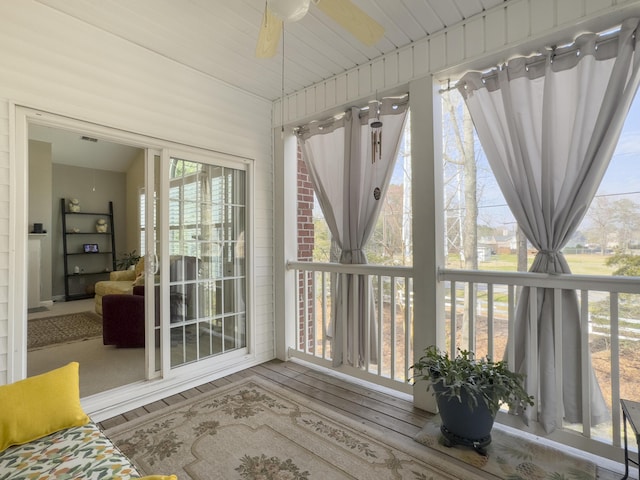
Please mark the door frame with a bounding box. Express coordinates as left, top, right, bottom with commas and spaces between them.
12, 106, 163, 382
11, 106, 257, 420
159, 148, 254, 376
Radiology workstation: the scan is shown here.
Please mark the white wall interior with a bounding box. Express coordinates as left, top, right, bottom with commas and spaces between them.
0, 1, 274, 391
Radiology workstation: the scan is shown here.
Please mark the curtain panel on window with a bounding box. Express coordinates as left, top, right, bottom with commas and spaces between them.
297, 95, 409, 367
456, 19, 640, 433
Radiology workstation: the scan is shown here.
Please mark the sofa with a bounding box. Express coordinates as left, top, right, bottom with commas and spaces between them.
94, 258, 145, 315
95, 256, 200, 317
102, 286, 146, 348
0, 362, 176, 480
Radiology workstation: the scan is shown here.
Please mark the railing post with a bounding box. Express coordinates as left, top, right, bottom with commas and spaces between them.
553, 288, 564, 430
611, 292, 622, 447
580, 289, 591, 436
341, 272, 349, 367
487, 283, 494, 358
274, 132, 297, 360
527, 286, 539, 423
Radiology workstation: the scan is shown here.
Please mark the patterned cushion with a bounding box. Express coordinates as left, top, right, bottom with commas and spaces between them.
0, 423, 141, 480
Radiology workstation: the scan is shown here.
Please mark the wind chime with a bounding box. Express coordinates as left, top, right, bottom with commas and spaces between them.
370, 100, 383, 200
371, 103, 383, 163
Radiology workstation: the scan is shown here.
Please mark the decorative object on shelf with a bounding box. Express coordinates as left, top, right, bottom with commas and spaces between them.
73, 265, 80, 274
68, 227, 80, 234
83, 244, 99, 253
32, 223, 44, 234
95, 218, 107, 233
116, 250, 141, 271
69, 198, 80, 212
410, 346, 533, 456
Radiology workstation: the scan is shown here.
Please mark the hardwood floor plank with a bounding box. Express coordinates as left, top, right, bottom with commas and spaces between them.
98, 415, 126, 430
258, 361, 430, 423
122, 406, 149, 422
263, 361, 430, 426
139, 399, 166, 411
251, 363, 422, 438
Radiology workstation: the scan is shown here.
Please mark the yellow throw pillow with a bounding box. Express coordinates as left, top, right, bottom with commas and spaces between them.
136, 476, 178, 480
0, 362, 89, 452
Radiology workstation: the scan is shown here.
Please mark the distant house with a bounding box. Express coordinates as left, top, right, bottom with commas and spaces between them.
479, 234, 517, 255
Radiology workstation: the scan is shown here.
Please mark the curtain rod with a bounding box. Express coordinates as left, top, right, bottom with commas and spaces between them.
294, 93, 409, 135
439, 23, 624, 93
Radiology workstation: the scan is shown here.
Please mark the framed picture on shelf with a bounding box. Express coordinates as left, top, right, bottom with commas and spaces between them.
83, 243, 99, 253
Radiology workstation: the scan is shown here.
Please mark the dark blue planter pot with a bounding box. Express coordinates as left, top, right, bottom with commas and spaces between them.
432, 381, 495, 455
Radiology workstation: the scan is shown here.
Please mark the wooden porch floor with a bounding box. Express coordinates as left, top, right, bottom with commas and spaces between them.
98, 359, 622, 480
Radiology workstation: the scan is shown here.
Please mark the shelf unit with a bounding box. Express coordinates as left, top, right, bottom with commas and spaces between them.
61, 198, 116, 301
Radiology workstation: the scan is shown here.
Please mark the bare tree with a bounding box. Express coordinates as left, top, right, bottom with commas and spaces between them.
613, 198, 640, 252
442, 90, 477, 350
585, 196, 616, 254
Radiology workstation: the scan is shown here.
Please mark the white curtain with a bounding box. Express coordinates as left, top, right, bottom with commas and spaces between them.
298, 95, 409, 367
457, 19, 640, 432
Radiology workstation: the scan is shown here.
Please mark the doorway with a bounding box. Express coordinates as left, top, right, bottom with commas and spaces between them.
15, 107, 253, 406
27, 123, 147, 396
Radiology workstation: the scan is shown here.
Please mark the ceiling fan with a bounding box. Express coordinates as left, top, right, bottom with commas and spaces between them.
256, 0, 385, 58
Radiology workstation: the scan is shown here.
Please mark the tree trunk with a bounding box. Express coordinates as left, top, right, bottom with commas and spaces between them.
516, 226, 528, 299
517, 227, 527, 272
461, 108, 477, 350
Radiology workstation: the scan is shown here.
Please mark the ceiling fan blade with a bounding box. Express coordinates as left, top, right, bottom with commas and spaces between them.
313, 0, 384, 47
256, 6, 282, 58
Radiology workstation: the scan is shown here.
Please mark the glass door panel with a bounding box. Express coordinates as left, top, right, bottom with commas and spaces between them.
166, 156, 247, 369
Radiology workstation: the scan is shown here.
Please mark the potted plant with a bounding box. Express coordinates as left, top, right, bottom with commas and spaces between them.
410, 346, 533, 455
116, 250, 141, 270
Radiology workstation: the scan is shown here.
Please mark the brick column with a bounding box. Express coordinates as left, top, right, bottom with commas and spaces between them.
297, 146, 315, 351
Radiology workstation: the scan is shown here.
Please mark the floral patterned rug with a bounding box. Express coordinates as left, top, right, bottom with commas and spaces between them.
414, 416, 596, 479
105, 376, 491, 479
28, 311, 103, 350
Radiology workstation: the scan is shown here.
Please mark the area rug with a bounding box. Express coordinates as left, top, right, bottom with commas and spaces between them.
414, 415, 596, 479
106, 376, 490, 479
28, 311, 103, 350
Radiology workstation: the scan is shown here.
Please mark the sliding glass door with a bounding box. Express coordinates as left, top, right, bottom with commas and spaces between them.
155, 152, 248, 371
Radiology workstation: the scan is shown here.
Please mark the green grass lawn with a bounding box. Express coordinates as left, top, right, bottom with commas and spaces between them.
447, 253, 616, 276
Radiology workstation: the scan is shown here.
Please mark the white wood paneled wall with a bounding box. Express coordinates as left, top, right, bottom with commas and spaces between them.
0, 1, 274, 385
0, 100, 8, 385
274, 0, 640, 126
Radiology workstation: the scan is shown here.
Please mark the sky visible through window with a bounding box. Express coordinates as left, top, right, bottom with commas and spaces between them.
468, 94, 640, 251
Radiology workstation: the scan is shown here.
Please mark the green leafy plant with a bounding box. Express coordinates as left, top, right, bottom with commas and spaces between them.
606, 251, 640, 276
116, 250, 141, 270
410, 346, 534, 416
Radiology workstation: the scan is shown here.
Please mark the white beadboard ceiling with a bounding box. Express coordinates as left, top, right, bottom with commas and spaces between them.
34, 0, 505, 102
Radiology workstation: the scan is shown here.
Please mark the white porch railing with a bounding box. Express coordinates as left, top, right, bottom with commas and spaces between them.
286, 261, 414, 394
440, 268, 640, 460
286, 260, 640, 461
